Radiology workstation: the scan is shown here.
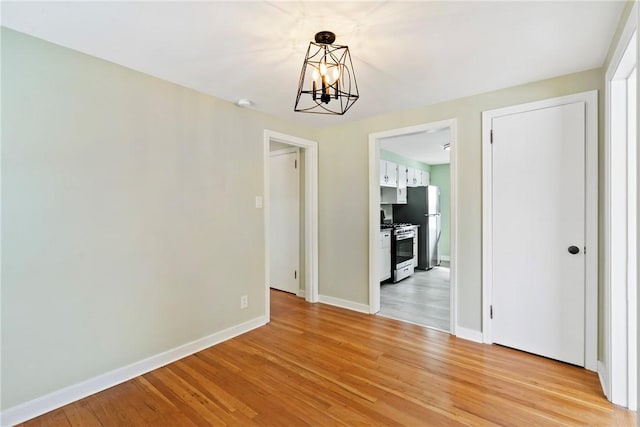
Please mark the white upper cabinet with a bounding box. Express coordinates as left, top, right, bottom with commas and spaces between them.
397, 165, 407, 204
380, 160, 398, 187
407, 167, 420, 187
381, 163, 408, 204
419, 170, 430, 186
407, 167, 430, 187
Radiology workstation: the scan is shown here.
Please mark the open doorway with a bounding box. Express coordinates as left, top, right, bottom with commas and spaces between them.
378, 130, 451, 331
263, 130, 319, 321
368, 120, 457, 334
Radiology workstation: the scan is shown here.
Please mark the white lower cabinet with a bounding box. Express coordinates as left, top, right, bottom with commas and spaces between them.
380, 230, 391, 281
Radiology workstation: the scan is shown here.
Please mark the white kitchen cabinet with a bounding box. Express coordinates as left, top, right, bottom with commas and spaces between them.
407, 167, 420, 187
380, 160, 398, 188
379, 230, 391, 281
419, 170, 430, 186
408, 168, 429, 187
380, 184, 408, 205
412, 226, 418, 267
380, 161, 407, 204
397, 165, 407, 204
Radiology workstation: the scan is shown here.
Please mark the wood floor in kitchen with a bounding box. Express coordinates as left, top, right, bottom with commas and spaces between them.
379, 264, 450, 331
18, 289, 635, 426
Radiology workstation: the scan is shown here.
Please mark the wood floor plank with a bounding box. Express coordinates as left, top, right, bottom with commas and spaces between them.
17, 289, 636, 426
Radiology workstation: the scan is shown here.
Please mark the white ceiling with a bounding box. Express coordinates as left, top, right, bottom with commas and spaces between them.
2, 1, 625, 128
380, 129, 451, 165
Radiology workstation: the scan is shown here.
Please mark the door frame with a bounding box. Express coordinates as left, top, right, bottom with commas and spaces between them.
604, 1, 637, 407
368, 118, 458, 336
481, 91, 598, 371
264, 130, 319, 321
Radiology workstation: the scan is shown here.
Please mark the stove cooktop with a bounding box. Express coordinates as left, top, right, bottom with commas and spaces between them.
381, 223, 414, 229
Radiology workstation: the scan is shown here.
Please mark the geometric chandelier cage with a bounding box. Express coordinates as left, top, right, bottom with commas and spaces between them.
294, 31, 359, 115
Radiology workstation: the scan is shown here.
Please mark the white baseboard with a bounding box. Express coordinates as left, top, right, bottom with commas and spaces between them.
1, 316, 266, 427
297, 289, 306, 298
597, 360, 610, 400
440, 255, 450, 262
319, 295, 370, 314
455, 325, 484, 343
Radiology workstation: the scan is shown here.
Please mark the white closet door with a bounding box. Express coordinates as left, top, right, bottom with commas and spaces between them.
491, 101, 586, 366
269, 151, 299, 294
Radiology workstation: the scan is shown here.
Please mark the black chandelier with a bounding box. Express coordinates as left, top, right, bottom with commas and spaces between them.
294, 31, 359, 115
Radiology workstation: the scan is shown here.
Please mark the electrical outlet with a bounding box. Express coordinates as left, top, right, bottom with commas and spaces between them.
240, 295, 249, 309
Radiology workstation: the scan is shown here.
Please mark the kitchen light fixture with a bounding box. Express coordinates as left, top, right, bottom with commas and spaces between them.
294, 31, 359, 115
443, 143, 451, 151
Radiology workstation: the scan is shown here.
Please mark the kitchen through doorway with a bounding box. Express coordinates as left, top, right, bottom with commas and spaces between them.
370, 120, 457, 333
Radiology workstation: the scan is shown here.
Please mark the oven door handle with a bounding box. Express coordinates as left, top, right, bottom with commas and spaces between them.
395, 233, 415, 240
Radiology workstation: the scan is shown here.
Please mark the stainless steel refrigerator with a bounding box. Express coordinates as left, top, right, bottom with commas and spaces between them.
393, 185, 441, 269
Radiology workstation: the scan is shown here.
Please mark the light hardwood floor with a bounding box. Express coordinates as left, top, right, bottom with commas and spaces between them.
19, 290, 635, 426
380, 265, 450, 331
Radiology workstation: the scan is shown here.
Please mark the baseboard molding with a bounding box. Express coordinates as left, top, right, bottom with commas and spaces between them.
319, 295, 370, 314
597, 360, 610, 400
440, 255, 450, 262
455, 325, 484, 343
297, 289, 306, 298
1, 316, 267, 427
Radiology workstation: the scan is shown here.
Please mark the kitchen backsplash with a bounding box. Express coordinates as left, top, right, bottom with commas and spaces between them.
381, 205, 393, 223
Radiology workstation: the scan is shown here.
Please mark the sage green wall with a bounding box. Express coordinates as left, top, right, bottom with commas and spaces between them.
430, 165, 450, 259
379, 149, 431, 172
1, 28, 315, 410
0, 20, 617, 414
317, 68, 603, 331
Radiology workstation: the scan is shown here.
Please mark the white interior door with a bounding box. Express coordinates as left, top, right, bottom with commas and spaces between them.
491, 102, 586, 366
269, 150, 299, 294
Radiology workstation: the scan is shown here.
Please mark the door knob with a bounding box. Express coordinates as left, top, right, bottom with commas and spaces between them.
568, 246, 580, 255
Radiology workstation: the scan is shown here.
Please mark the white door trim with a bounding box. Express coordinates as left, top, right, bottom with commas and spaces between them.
604, 1, 637, 407
264, 130, 319, 322
270, 147, 299, 156
481, 90, 598, 371
368, 119, 458, 336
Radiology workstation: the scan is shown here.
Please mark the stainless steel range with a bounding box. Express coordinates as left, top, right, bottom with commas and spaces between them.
381, 223, 416, 282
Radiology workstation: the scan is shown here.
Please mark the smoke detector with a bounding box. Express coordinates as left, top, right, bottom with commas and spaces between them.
236, 99, 253, 108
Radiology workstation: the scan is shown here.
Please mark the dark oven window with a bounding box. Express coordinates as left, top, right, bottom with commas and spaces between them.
396, 236, 414, 264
